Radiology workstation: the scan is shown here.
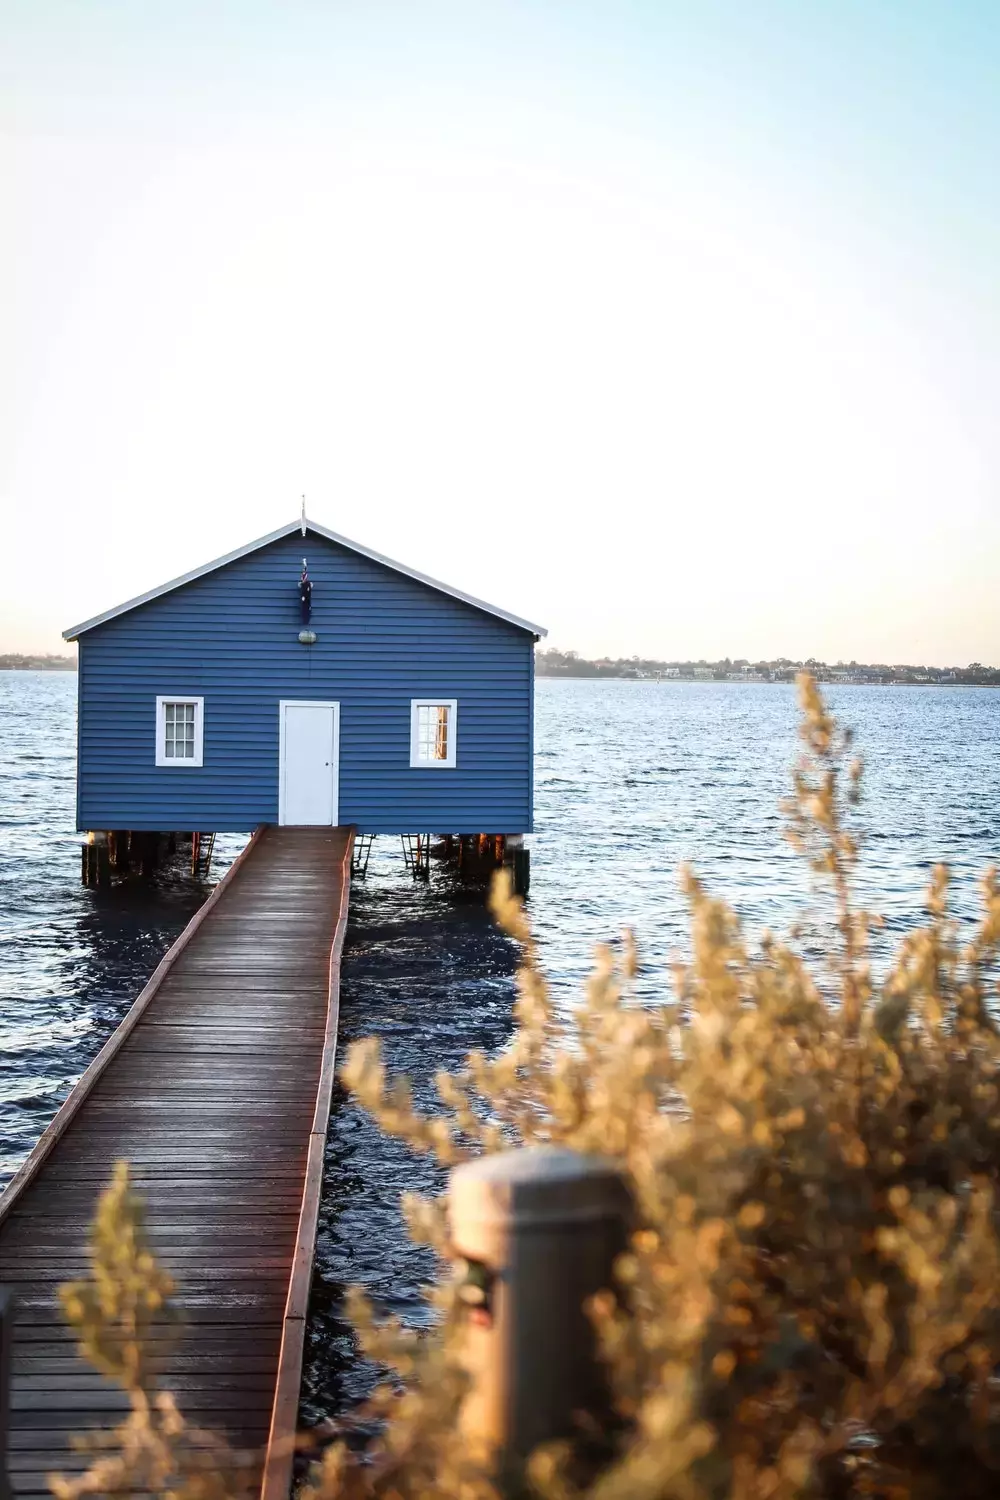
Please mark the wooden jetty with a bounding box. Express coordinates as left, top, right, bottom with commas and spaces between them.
0, 825, 354, 1500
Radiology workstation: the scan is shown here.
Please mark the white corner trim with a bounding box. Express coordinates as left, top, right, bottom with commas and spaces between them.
63, 518, 547, 640
155, 696, 204, 768
410, 698, 458, 769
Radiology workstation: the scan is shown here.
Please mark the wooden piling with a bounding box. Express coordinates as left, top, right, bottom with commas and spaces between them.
81, 836, 108, 888
136, 830, 158, 877
93, 837, 111, 887
110, 831, 130, 873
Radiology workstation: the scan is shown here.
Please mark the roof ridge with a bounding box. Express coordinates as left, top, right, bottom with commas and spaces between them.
63, 518, 546, 640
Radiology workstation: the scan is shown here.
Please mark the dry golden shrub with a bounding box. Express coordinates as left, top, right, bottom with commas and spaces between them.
55, 676, 1000, 1500
342, 675, 1000, 1500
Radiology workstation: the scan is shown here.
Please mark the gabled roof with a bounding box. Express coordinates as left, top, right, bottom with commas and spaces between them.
63, 517, 547, 641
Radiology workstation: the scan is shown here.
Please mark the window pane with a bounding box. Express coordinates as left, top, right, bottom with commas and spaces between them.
414, 703, 451, 762
161, 701, 198, 762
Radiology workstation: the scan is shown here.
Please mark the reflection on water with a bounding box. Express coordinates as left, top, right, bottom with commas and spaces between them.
1, 670, 997, 1426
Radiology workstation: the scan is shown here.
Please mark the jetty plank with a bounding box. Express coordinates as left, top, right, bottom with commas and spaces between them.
0, 825, 353, 1497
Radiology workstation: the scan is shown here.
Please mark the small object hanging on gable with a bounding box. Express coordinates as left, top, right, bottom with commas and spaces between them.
298, 556, 316, 644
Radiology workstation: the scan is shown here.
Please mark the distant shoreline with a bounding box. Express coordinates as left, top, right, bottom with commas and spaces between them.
537, 649, 998, 687
2, 658, 997, 688
538, 672, 998, 687
0, 659, 76, 672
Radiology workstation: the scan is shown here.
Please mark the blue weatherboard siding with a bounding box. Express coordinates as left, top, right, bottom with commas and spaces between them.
75, 529, 535, 833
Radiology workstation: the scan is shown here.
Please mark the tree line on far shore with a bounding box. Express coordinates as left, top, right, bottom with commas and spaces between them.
537, 647, 1000, 686
5, 648, 998, 687
0, 653, 76, 670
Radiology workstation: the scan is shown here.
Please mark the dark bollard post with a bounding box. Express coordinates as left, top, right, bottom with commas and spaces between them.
449, 1147, 632, 1492
0, 1289, 15, 1500
504, 837, 530, 896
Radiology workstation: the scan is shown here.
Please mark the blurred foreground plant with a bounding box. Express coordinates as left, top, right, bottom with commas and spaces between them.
342, 675, 1000, 1500
55, 677, 1000, 1500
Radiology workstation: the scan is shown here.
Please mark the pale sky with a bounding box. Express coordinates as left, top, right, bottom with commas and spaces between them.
4, 1, 999, 663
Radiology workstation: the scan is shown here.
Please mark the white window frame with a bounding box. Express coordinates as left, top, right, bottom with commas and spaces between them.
409, 698, 458, 769
155, 696, 204, 768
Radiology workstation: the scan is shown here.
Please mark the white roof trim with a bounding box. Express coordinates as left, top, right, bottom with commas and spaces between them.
63, 518, 547, 641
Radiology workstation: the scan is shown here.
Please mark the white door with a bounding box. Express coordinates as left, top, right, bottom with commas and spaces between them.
279, 701, 339, 826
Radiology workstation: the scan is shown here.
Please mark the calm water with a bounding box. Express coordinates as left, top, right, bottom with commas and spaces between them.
1, 670, 997, 1424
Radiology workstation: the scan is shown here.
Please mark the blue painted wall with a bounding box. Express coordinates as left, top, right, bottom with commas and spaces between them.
75, 530, 535, 833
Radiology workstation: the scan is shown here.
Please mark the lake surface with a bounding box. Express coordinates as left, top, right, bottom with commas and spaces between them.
1, 671, 997, 1424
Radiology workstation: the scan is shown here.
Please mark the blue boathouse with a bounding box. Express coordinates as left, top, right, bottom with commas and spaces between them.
64, 518, 545, 850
